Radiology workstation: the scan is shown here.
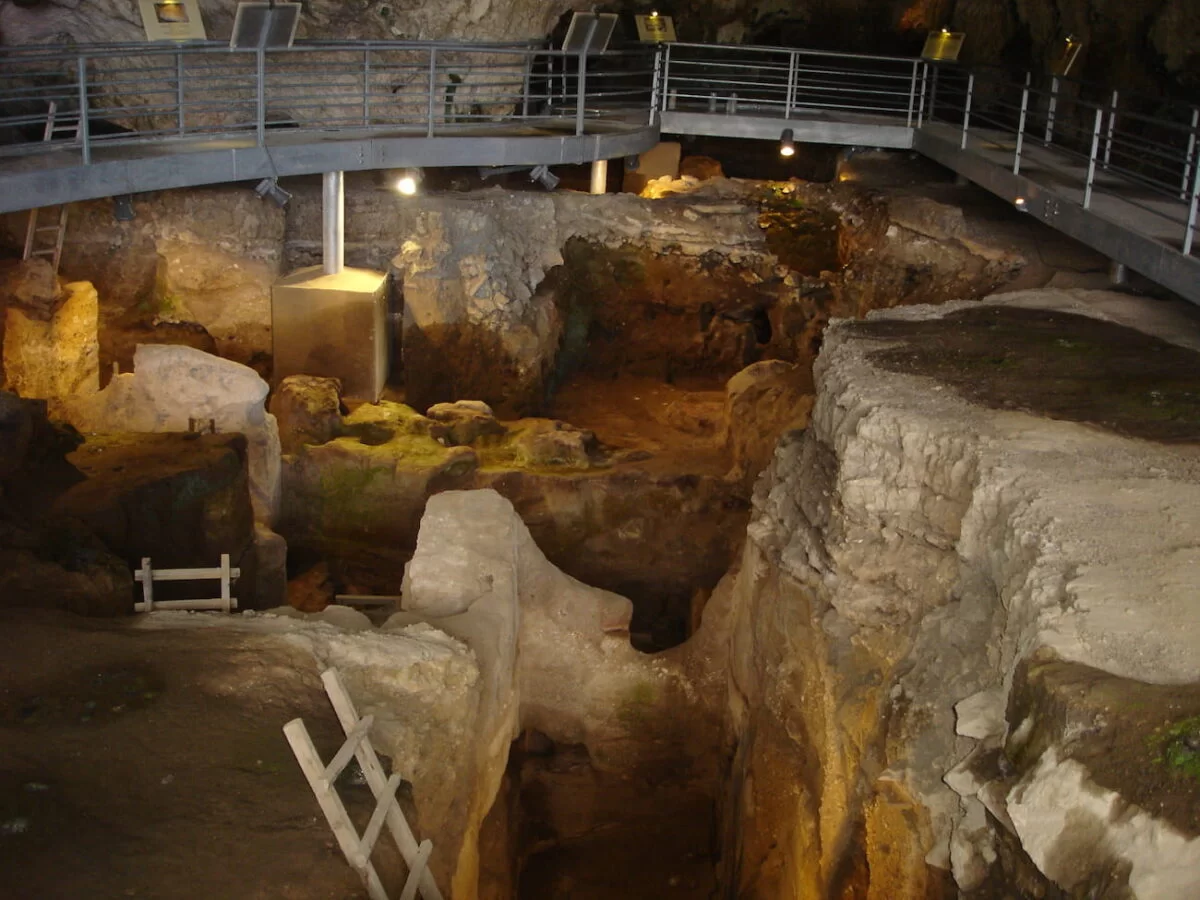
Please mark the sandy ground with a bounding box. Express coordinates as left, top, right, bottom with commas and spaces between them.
0, 610, 405, 900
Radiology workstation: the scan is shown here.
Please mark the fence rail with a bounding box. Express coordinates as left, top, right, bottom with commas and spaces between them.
0, 38, 655, 162
925, 62, 1200, 254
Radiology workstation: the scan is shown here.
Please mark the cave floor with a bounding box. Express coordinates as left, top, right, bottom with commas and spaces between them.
515, 741, 717, 899
0, 610, 394, 900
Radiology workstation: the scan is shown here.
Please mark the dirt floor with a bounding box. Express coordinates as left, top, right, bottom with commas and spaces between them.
0, 611, 405, 900
855, 305, 1200, 442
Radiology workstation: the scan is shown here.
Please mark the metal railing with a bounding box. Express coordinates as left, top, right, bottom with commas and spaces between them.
926, 63, 1200, 255
652, 42, 927, 125
0, 39, 656, 162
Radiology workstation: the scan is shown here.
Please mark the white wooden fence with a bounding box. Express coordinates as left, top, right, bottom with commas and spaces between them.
284, 668, 443, 900
134, 554, 239, 612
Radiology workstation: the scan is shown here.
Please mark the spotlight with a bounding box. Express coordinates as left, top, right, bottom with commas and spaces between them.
941, 26, 950, 34
1014, 196, 1028, 211
779, 128, 795, 158
393, 168, 422, 196
530, 164, 560, 191
254, 177, 291, 208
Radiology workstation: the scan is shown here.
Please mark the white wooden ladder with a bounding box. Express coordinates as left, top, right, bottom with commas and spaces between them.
284, 668, 444, 900
22, 102, 80, 274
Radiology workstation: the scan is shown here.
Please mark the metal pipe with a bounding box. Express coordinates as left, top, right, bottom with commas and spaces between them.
1182, 108, 1198, 201
1013, 72, 1030, 174
322, 170, 344, 276
176, 51, 185, 135
1084, 107, 1103, 210
589, 158, 608, 194
255, 47, 265, 147
1044, 76, 1058, 145
426, 47, 437, 138
575, 50, 587, 135
362, 47, 371, 126
961, 73, 974, 150
77, 55, 90, 164
916, 62, 927, 127
648, 46, 662, 123
1103, 89, 1117, 168
785, 50, 797, 118
661, 43, 671, 111
905, 59, 917, 128
1184, 155, 1200, 256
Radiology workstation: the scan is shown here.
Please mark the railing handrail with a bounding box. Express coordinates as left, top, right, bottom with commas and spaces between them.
664, 40, 918, 66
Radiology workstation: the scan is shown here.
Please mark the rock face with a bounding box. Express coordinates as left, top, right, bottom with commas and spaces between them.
3, 280, 100, 420
70, 344, 281, 524
723, 358, 813, 489
268, 374, 344, 455
393, 488, 733, 896
720, 288, 1200, 898
53, 432, 263, 608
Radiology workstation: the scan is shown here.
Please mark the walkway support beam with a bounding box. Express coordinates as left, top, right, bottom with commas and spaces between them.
590, 159, 608, 194
323, 170, 345, 276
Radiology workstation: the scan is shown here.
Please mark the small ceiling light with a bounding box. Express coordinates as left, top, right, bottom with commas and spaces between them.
779, 128, 795, 157
254, 177, 291, 208
1014, 196, 1028, 211
394, 168, 423, 196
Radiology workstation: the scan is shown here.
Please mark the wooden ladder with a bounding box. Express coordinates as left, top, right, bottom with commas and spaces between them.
284, 668, 444, 900
22, 102, 81, 274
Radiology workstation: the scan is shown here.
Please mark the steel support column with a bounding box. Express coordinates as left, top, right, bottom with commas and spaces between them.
323, 170, 344, 276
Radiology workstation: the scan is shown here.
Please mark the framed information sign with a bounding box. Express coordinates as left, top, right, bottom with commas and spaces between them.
922, 29, 965, 62
138, 0, 208, 42
635, 14, 677, 43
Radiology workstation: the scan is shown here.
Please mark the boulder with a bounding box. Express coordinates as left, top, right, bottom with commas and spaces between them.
269, 374, 344, 454
511, 419, 595, 468
252, 523, 288, 608
0, 257, 62, 317
69, 344, 281, 524
3, 280, 100, 420
723, 359, 814, 489
287, 561, 336, 613
426, 400, 505, 446
0, 532, 133, 616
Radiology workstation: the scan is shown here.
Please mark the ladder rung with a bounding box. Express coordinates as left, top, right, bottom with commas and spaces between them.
35, 226, 59, 233
322, 714, 375, 786
30, 249, 55, 257
358, 773, 402, 860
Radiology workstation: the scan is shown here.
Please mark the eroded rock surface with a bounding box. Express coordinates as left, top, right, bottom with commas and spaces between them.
70, 344, 281, 524
720, 287, 1200, 898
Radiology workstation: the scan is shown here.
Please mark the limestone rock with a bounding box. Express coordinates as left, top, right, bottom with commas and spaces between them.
0, 257, 62, 316
69, 344, 281, 524
287, 562, 335, 612
54, 432, 260, 605
3, 281, 99, 420
270, 374, 344, 454
723, 359, 814, 489
511, 419, 596, 468
679, 156, 725, 180
0, 538, 133, 616
722, 287, 1200, 898
252, 523, 287, 609
426, 400, 506, 446
0, 390, 32, 480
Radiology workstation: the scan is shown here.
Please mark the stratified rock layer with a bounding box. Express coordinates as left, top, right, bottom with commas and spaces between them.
722, 288, 1200, 898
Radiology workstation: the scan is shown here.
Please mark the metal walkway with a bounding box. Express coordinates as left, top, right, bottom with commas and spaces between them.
1, 38, 1197, 303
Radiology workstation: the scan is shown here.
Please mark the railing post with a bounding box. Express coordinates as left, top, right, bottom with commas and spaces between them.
906, 59, 918, 128
255, 47, 266, 147
916, 62, 928, 127
76, 54, 90, 164
928, 64, 938, 123
1180, 107, 1198, 201
1043, 75, 1058, 145
1103, 89, 1117, 168
1184, 152, 1200, 256
426, 47, 438, 137
522, 53, 534, 119
1084, 107, 1103, 209
362, 47, 371, 126
649, 45, 662, 123
176, 51, 185, 135
785, 50, 797, 119
1013, 71, 1030, 174
575, 48, 587, 136
961, 73, 974, 150
661, 43, 671, 111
